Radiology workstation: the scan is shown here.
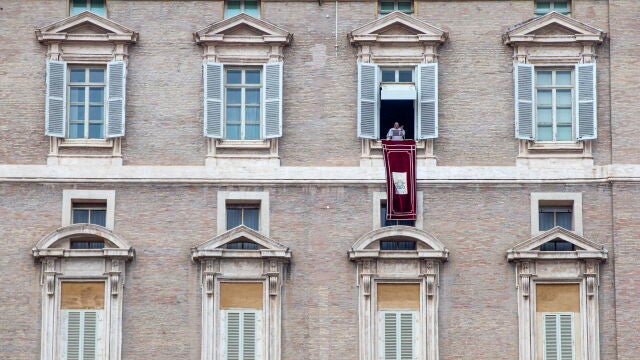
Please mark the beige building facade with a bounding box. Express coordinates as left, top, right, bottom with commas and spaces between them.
0, 1, 639, 359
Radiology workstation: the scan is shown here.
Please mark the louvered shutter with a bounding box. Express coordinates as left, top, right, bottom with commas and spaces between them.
204, 62, 224, 138
63, 310, 103, 360
242, 312, 257, 360
224, 311, 261, 360
262, 62, 283, 139
380, 312, 416, 360
399, 313, 415, 360
416, 63, 438, 139
383, 312, 398, 360
515, 63, 535, 140
227, 312, 241, 360
45, 60, 67, 137
357, 62, 379, 139
543, 313, 575, 360
576, 63, 597, 140
106, 61, 126, 138
66, 311, 82, 360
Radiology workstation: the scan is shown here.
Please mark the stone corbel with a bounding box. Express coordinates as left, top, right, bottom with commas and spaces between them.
584, 260, 598, 297
359, 259, 377, 297
203, 259, 220, 296
107, 259, 123, 297
420, 260, 437, 297
265, 259, 282, 297
518, 261, 534, 298
44, 258, 57, 296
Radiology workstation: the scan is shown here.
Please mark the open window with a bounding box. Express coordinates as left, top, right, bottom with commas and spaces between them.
531, 192, 582, 236
349, 226, 448, 360
192, 226, 291, 360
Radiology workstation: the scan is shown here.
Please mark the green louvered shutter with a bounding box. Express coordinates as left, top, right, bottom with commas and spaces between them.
45, 60, 67, 137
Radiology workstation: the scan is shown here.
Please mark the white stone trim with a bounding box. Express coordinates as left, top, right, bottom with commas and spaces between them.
530, 192, 582, 236
372, 191, 424, 230
62, 189, 116, 230
217, 191, 270, 237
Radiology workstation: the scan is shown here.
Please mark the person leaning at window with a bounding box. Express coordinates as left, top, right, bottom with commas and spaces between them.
386, 122, 405, 140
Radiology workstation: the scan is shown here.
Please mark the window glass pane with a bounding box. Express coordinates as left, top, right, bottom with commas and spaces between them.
245, 89, 260, 104
381, 70, 395, 82
70, 69, 86, 83
73, 209, 90, 224
535, 1, 551, 11
556, 108, 572, 123
226, 208, 243, 229
245, 70, 261, 84
536, 71, 552, 86
397, 1, 412, 12
537, 126, 553, 141
70, 105, 85, 121
537, 108, 552, 124
245, 107, 260, 122
556, 212, 573, 230
243, 208, 260, 230
244, 0, 260, 17
245, 124, 261, 139
90, 0, 106, 16
89, 123, 104, 138
89, 87, 104, 103
226, 124, 241, 139
556, 89, 572, 106
555, 240, 575, 251
226, 106, 241, 122
69, 123, 84, 138
556, 125, 572, 141
226, 0, 242, 17
89, 69, 104, 83
70, 87, 85, 103
398, 70, 412, 82
227, 70, 242, 84
226, 89, 241, 104
89, 105, 103, 121
539, 211, 554, 231
90, 209, 107, 227
71, 0, 88, 15
556, 71, 572, 85
537, 90, 552, 106
380, 2, 395, 12
397, 219, 415, 226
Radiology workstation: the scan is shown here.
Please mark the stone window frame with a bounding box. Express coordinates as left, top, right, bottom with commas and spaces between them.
348, 226, 449, 360
530, 192, 582, 236
349, 11, 447, 167
63, 189, 116, 230
217, 191, 270, 237
194, 14, 292, 166
36, 11, 137, 166
33, 224, 134, 360
504, 12, 605, 162
373, 191, 424, 230
191, 226, 291, 360
507, 227, 607, 360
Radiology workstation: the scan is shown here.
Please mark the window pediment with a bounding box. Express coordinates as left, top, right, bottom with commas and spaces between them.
35, 11, 138, 44
507, 226, 607, 261
191, 225, 291, 260
504, 11, 605, 46
194, 13, 292, 46
33, 223, 134, 259
350, 11, 447, 45
349, 226, 449, 261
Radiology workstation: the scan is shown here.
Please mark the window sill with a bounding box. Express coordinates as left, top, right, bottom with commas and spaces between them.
527, 141, 584, 152
517, 139, 593, 163
215, 139, 272, 149
58, 138, 114, 148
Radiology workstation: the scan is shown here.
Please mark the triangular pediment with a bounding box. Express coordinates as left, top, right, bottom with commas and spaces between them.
192, 225, 291, 260
36, 11, 138, 42
194, 13, 292, 45
505, 11, 604, 44
507, 227, 607, 261
350, 11, 447, 43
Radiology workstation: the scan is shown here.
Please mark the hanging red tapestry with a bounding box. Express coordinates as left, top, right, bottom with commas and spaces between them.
382, 140, 417, 220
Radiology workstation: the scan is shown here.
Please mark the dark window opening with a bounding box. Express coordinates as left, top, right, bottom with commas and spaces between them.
380, 203, 415, 227
539, 205, 573, 231
72, 202, 107, 227
226, 241, 260, 250
380, 240, 417, 251
380, 100, 414, 140
70, 240, 105, 249
226, 205, 260, 231
539, 239, 575, 252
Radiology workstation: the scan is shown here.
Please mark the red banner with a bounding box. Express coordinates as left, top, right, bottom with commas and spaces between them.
382, 140, 417, 221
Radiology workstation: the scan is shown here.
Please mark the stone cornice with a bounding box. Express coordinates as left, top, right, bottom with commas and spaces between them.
507, 226, 608, 262
504, 11, 605, 46
35, 11, 138, 44
194, 13, 292, 46
349, 11, 447, 45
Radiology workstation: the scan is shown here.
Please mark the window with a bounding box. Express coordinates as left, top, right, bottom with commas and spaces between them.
72, 202, 107, 227
377, 284, 420, 359
225, 0, 260, 18
70, 240, 106, 249
373, 192, 423, 230
225, 68, 262, 140
539, 239, 575, 251
226, 241, 260, 250
68, 67, 106, 139
536, 284, 580, 360
535, 69, 573, 142
380, 203, 415, 227
70, 0, 106, 17
379, 0, 413, 15
539, 205, 572, 231
380, 240, 417, 251
542, 313, 575, 359
535, 0, 570, 16
380, 68, 416, 140
59, 282, 106, 360
226, 204, 260, 231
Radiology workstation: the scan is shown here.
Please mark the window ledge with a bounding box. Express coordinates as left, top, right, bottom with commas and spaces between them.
215, 139, 272, 149
58, 138, 114, 148
527, 141, 584, 152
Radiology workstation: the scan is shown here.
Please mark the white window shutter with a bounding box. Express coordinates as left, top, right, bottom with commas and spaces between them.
544, 313, 575, 360
558, 314, 574, 360
399, 313, 415, 360
64, 311, 82, 360
204, 62, 224, 138
243, 312, 257, 360
358, 62, 379, 139
382, 312, 398, 360
514, 63, 535, 140
379, 312, 416, 360
263, 62, 283, 139
45, 60, 67, 137
62, 310, 103, 360
106, 61, 126, 138
576, 63, 597, 140
226, 311, 241, 360
417, 63, 438, 139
